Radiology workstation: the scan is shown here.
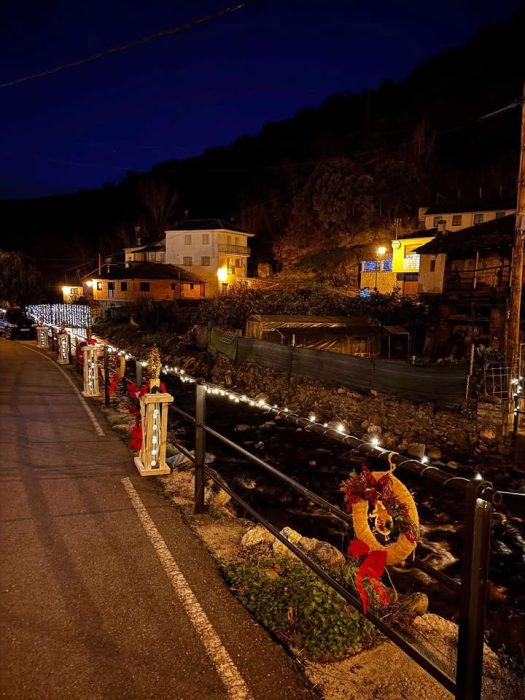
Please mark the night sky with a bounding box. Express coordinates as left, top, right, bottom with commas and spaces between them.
0, 0, 522, 199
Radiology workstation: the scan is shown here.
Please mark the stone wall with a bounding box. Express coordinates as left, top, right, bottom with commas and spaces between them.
203, 354, 509, 461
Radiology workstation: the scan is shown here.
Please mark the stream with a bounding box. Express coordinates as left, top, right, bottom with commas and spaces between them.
165, 376, 525, 663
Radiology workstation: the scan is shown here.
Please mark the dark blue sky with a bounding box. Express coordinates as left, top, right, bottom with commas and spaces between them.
0, 0, 522, 199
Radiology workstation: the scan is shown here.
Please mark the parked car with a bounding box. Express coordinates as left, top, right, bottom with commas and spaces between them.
0, 308, 35, 339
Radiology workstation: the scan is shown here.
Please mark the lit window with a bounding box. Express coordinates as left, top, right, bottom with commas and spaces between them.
139, 282, 150, 292
202, 233, 209, 245
201, 256, 210, 266
473, 213, 483, 225
452, 215, 462, 226
183, 256, 192, 266
184, 234, 191, 245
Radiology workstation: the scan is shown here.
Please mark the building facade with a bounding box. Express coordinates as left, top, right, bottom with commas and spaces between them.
84, 262, 205, 309
419, 200, 515, 232
165, 219, 253, 297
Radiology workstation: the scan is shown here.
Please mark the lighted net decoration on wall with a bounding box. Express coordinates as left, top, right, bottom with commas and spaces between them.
82, 344, 100, 396
133, 346, 173, 477
57, 324, 71, 365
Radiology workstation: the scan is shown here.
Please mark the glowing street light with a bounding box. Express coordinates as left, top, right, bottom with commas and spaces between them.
375, 245, 387, 290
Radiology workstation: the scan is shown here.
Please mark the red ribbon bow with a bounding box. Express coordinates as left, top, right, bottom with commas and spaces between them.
348, 540, 390, 614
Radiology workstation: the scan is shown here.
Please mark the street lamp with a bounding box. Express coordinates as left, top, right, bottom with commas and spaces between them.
375, 246, 387, 290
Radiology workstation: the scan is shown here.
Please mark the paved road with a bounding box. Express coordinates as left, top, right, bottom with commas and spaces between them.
0, 340, 312, 700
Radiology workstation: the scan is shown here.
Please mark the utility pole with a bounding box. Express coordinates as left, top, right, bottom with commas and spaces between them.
506, 82, 525, 383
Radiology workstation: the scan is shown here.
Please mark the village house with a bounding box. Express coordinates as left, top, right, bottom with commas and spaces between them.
419, 199, 515, 231
165, 219, 254, 297
83, 261, 205, 309
359, 229, 437, 296
61, 283, 83, 304
415, 214, 518, 355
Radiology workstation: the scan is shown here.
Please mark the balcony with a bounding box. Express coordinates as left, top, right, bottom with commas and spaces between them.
218, 244, 250, 256
443, 264, 510, 296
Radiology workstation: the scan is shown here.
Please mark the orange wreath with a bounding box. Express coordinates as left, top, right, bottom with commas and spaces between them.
342, 466, 419, 565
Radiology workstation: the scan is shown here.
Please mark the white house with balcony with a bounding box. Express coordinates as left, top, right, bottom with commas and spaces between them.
165, 219, 254, 297
419, 199, 515, 231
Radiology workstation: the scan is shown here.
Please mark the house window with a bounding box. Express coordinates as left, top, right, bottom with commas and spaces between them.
202, 233, 209, 245
108, 281, 115, 298
184, 234, 191, 245
227, 235, 232, 244
495, 211, 505, 219
183, 256, 192, 266
189, 283, 195, 290
430, 260, 436, 273
120, 282, 127, 292
139, 282, 150, 292
473, 213, 483, 225
433, 216, 441, 227
201, 256, 210, 266
96, 281, 102, 291
452, 215, 462, 226
235, 258, 241, 268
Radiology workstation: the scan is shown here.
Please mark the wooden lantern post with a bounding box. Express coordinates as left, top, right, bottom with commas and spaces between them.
134, 346, 173, 477
82, 344, 100, 396
57, 323, 71, 365
36, 321, 49, 349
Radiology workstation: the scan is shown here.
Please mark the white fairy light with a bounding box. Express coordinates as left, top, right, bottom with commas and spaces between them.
370, 435, 380, 446
309, 414, 316, 422
421, 455, 429, 464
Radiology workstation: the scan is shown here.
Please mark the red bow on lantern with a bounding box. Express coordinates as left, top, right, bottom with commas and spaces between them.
348, 540, 391, 614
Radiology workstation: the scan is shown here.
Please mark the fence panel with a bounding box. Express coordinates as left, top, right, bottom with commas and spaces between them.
291, 346, 375, 392
235, 337, 467, 405
237, 337, 293, 373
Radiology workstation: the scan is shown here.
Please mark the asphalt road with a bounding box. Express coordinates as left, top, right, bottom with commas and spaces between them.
0, 340, 312, 700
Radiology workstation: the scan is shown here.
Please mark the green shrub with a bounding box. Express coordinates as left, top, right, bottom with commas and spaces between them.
221, 557, 373, 660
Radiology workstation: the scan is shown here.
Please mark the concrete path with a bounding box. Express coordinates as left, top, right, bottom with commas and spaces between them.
0, 340, 312, 700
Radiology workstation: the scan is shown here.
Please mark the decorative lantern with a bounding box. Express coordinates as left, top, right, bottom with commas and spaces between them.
82, 344, 100, 396
36, 321, 49, 349
57, 323, 70, 365
134, 347, 173, 477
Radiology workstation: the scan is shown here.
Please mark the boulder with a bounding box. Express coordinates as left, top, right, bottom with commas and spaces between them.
272, 527, 303, 557
427, 447, 442, 461
234, 424, 252, 433
448, 428, 469, 448
396, 592, 429, 620
241, 525, 276, 548
407, 442, 426, 459
479, 425, 497, 441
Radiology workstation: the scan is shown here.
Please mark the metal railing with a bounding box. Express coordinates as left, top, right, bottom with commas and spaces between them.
218, 244, 251, 256
32, 331, 524, 700
144, 374, 523, 700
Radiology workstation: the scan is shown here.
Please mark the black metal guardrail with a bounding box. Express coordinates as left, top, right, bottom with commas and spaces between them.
114, 365, 524, 700
73, 344, 523, 700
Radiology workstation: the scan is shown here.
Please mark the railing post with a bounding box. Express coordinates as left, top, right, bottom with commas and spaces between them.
103, 346, 110, 407
135, 360, 143, 387
194, 382, 207, 514
456, 479, 493, 700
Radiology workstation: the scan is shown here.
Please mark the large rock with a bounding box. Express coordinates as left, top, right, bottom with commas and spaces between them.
479, 425, 497, 441
396, 592, 429, 620
272, 527, 346, 568
448, 428, 469, 448
407, 442, 426, 459
241, 525, 276, 548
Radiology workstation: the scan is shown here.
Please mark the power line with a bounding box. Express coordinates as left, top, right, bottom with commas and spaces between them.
0, 1, 259, 89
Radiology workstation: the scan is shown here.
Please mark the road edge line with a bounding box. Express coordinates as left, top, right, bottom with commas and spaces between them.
16, 343, 105, 437
120, 476, 253, 700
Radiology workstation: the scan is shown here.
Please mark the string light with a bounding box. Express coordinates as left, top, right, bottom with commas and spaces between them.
28, 305, 447, 476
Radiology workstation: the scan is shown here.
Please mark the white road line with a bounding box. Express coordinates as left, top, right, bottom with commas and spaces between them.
121, 476, 254, 700
16, 343, 105, 437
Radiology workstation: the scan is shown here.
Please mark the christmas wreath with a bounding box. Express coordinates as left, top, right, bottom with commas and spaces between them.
341, 465, 419, 566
